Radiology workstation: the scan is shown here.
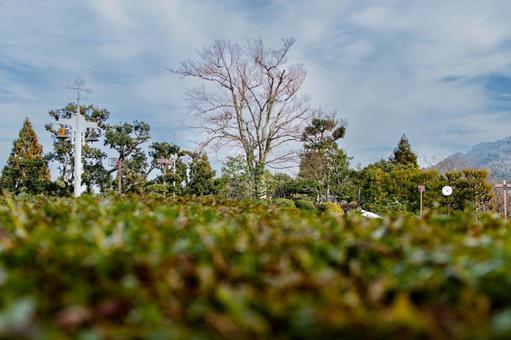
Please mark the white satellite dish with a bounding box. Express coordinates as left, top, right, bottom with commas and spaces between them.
442, 185, 453, 196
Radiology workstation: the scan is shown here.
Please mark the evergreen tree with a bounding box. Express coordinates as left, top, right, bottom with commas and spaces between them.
267, 173, 298, 199
218, 156, 253, 200
147, 142, 187, 195
104, 121, 151, 193
1, 118, 50, 194
186, 152, 216, 195
299, 114, 352, 201
389, 134, 418, 168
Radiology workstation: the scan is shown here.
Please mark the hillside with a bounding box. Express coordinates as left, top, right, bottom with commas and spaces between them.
433, 136, 511, 182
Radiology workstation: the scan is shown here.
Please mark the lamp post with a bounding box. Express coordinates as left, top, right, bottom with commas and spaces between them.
58, 78, 98, 197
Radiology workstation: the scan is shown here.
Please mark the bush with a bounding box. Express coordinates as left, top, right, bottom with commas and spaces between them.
144, 183, 168, 195
294, 198, 316, 212
317, 202, 344, 215
272, 198, 296, 208
0, 195, 510, 338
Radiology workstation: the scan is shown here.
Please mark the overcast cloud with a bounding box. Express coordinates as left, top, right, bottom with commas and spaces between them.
1, 0, 511, 171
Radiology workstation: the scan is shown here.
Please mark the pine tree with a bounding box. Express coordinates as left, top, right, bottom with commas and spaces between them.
389, 134, 418, 168
299, 114, 351, 201
186, 153, 216, 195
1, 118, 50, 194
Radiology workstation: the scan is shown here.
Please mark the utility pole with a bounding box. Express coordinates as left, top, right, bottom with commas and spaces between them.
495, 181, 510, 220
58, 78, 96, 197
418, 184, 425, 217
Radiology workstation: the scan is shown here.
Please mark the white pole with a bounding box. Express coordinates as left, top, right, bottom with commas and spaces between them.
73, 99, 82, 197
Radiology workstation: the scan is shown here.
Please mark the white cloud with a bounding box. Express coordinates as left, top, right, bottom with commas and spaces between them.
340, 39, 372, 64
1, 0, 511, 170
351, 6, 394, 30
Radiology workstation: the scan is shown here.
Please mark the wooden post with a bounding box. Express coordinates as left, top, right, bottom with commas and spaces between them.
495, 181, 509, 220
505, 189, 508, 221
418, 185, 425, 217
117, 159, 122, 194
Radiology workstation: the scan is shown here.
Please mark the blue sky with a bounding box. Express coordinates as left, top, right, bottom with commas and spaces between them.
1, 0, 511, 173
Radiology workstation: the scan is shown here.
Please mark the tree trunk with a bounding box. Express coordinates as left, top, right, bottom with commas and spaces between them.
252, 162, 267, 200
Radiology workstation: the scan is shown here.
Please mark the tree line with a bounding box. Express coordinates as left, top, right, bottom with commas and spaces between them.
0, 114, 494, 215
0, 37, 496, 214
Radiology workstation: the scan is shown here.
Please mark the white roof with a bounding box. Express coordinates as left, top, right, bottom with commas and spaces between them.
360, 209, 382, 219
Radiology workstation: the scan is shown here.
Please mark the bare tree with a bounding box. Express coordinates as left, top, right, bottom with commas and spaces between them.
172, 38, 310, 198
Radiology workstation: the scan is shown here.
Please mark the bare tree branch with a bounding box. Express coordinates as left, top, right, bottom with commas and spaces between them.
171, 38, 310, 196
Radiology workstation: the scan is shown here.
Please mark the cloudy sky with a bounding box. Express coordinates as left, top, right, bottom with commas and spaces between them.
1, 0, 511, 172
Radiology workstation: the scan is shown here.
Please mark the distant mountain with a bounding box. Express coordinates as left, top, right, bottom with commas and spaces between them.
433, 136, 511, 182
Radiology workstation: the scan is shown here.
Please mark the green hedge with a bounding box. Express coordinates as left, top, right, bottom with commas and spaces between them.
271, 198, 296, 209
294, 198, 316, 212
317, 202, 344, 215
0, 195, 510, 338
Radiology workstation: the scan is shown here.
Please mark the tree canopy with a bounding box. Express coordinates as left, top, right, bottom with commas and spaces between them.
299, 114, 353, 202
389, 134, 418, 168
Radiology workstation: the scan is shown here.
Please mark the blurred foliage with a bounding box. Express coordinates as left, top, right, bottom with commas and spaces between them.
271, 198, 296, 209
293, 198, 316, 212
0, 196, 510, 338
317, 202, 344, 215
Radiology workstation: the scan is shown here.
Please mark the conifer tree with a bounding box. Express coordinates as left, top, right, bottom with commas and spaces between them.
299, 113, 351, 201
186, 152, 216, 195
389, 134, 418, 168
1, 118, 50, 194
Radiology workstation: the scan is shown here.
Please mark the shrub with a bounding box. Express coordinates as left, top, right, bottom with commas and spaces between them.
272, 198, 296, 208
145, 183, 168, 195
0, 195, 510, 338
317, 202, 344, 215
294, 198, 316, 212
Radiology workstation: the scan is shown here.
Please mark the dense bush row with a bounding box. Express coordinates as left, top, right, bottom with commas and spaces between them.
1, 195, 511, 338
